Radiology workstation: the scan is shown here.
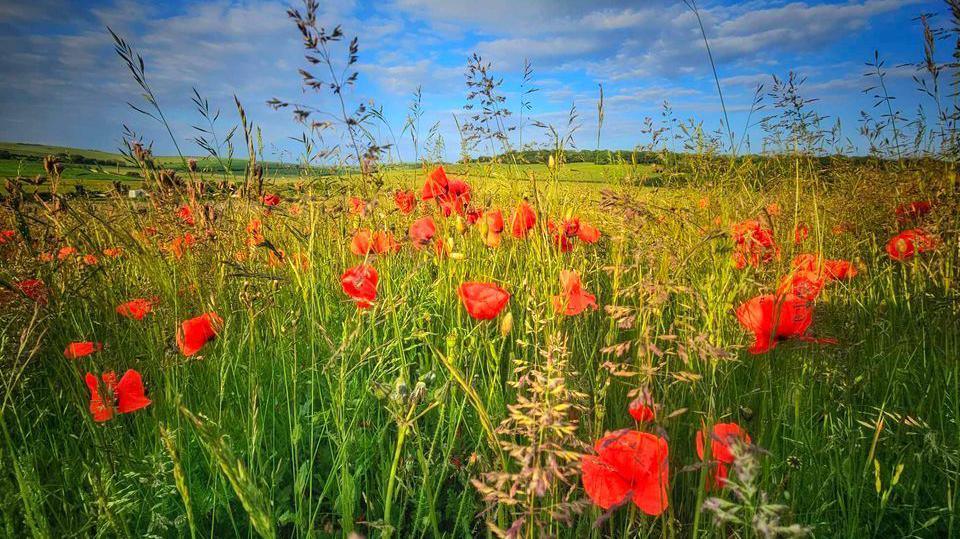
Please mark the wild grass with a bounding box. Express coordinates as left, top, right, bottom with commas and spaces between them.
1, 2, 960, 538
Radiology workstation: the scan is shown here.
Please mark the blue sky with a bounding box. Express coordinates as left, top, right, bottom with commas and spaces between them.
0, 0, 949, 162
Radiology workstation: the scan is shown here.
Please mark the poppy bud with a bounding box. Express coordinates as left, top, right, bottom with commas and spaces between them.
499, 311, 513, 336
455, 216, 466, 234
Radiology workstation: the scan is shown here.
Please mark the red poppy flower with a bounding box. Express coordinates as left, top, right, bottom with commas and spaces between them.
350, 229, 374, 255
581, 429, 669, 515
421, 165, 450, 200
116, 298, 155, 320
436, 179, 471, 216
262, 193, 281, 207
349, 196, 367, 216
466, 207, 483, 224
169, 233, 196, 260
823, 259, 857, 280
628, 393, 657, 424
409, 217, 436, 247
341, 264, 378, 309
103, 247, 123, 258
886, 229, 937, 260
84, 369, 152, 422
553, 231, 574, 252
895, 201, 932, 223
0, 230, 15, 244
394, 189, 416, 214
511, 201, 537, 238
177, 312, 223, 356
177, 205, 195, 226
58, 246, 77, 261
794, 223, 809, 244
15, 279, 47, 304
82, 254, 99, 266
552, 270, 597, 316
730, 219, 778, 269
485, 209, 505, 234
39, 252, 54, 263
776, 270, 825, 302
577, 221, 601, 244
457, 282, 510, 320
372, 231, 401, 254
64, 341, 103, 359
696, 423, 751, 490
734, 294, 813, 354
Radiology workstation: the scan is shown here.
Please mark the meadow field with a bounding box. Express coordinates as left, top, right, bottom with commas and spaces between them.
2, 2, 960, 539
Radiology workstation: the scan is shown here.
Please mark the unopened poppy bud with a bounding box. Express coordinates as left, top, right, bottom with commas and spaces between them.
499, 311, 513, 336
455, 216, 466, 234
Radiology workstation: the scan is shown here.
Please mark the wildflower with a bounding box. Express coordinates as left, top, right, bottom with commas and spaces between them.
577, 221, 601, 244
895, 201, 932, 223
511, 201, 537, 238
177, 312, 223, 356
696, 423, 751, 490
776, 270, 825, 302
350, 229, 374, 256
394, 189, 416, 214
697, 197, 710, 209
0, 230, 15, 244
628, 391, 657, 424
730, 219, 778, 269
551, 270, 597, 316
103, 247, 123, 258
791, 254, 858, 281
481, 209, 504, 248
421, 165, 449, 200
581, 429, 669, 515
177, 205, 195, 226
64, 341, 103, 359
409, 217, 436, 248
794, 223, 809, 244
82, 254, 99, 266
341, 264, 378, 309
734, 294, 813, 354
766, 202, 781, 216
349, 196, 367, 216
457, 282, 510, 320
372, 231, 401, 254
57, 246, 77, 261
116, 298, 155, 320
886, 229, 937, 260
262, 193, 281, 207
168, 233, 196, 260
84, 370, 152, 422
15, 279, 47, 304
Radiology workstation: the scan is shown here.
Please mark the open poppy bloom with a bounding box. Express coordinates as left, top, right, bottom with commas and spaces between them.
394, 189, 416, 214
511, 201, 537, 238
552, 270, 597, 316
177, 205, 195, 226
177, 312, 223, 356
0, 230, 15, 244
457, 282, 510, 320
58, 246, 77, 261
886, 229, 937, 260
350, 229, 374, 255
116, 298, 155, 320
895, 201, 932, 223
349, 196, 367, 216
734, 294, 813, 354
776, 270, 825, 302
421, 166, 471, 216
731, 219, 778, 269
372, 231, 400, 254
409, 217, 436, 248
64, 341, 103, 359
577, 221, 601, 243
262, 193, 280, 207
14, 279, 47, 304
85, 370, 152, 422
696, 423, 751, 490
581, 429, 669, 515
168, 233, 196, 260
794, 223, 809, 244
341, 264, 378, 309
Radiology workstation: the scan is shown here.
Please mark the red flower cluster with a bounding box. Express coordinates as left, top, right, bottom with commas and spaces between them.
730, 219, 778, 269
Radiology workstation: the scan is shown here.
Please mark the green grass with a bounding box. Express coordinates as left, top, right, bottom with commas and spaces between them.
0, 159, 957, 538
